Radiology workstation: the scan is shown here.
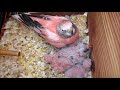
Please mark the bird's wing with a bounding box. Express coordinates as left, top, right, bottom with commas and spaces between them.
12, 13, 45, 34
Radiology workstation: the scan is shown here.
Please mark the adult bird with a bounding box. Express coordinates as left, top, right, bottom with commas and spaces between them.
12, 12, 79, 48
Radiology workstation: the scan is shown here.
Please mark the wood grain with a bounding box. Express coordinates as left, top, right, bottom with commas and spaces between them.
88, 12, 120, 78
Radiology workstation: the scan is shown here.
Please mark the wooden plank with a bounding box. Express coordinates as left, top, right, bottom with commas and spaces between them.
88, 12, 120, 78
25, 12, 85, 16
0, 12, 10, 39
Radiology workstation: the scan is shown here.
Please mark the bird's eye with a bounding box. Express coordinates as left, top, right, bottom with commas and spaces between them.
62, 29, 64, 31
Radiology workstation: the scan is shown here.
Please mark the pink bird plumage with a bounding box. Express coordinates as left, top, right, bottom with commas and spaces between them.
65, 64, 87, 78
12, 13, 79, 48
45, 40, 92, 77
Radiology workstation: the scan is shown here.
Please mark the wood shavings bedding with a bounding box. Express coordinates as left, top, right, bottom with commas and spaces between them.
0, 13, 92, 78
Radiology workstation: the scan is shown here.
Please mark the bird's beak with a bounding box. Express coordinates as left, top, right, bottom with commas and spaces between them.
67, 28, 72, 33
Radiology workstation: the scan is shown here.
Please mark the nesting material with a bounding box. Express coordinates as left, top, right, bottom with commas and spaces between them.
0, 13, 92, 78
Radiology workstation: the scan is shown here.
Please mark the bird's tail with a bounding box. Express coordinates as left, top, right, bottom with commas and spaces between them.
12, 12, 45, 35
11, 12, 31, 22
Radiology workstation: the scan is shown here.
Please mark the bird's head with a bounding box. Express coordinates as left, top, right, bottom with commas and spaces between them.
57, 20, 77, 38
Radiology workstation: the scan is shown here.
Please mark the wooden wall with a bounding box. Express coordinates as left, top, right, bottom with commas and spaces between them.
88, 12, 120, 78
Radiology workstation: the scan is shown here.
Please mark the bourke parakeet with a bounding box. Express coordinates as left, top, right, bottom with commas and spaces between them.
12, 13, 79, 48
